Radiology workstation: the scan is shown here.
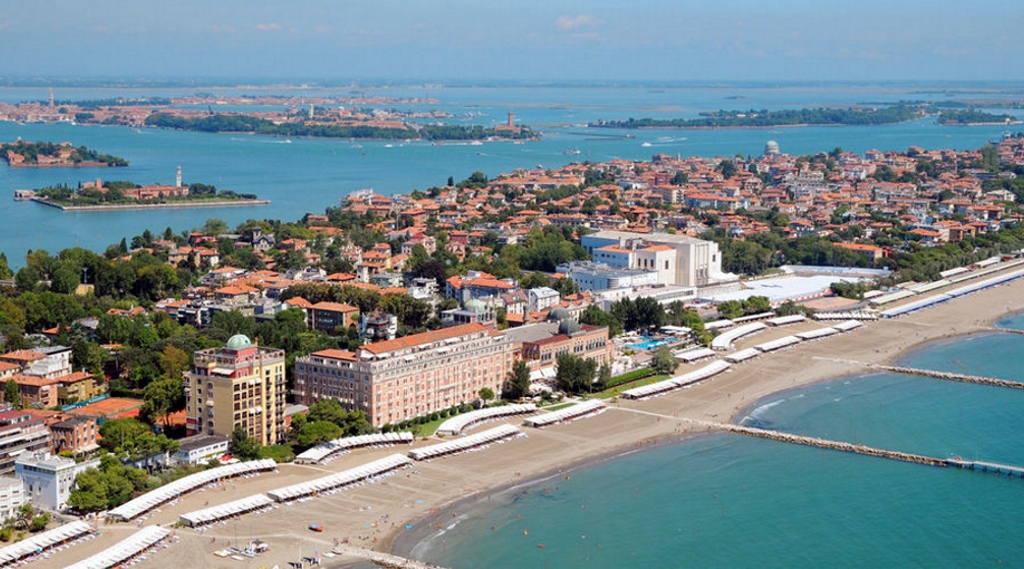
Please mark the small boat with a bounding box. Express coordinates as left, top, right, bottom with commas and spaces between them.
641, 142, 653, 147
563, 148, 581, 156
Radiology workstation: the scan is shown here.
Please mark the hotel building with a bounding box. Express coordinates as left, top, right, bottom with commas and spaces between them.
186, 335, 287, 446
294, 323, 513, 427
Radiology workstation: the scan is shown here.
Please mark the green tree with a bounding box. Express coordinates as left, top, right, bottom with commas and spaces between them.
717, 300, 744, 320
478, 387, 495, 405
504, 360, 532, 400
4, 380, 20, 409
230, 426, 262, 461
551, 277, 580, 297
518, 272, 551, 290
140, 377, 185, 429
295, 420, 343, 448
579, 305, 623, 337
650, 346, 677, 375
741, 295, 772, 315
157, 345, 190, 380
555, 353, 598, 395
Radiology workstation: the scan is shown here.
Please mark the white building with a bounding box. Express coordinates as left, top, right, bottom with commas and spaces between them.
581, 230, 734, 287
15, 452, 99, 512
171, 434, 230, 466
0, 476, 26, 521
527, 287, 561, 313
556, 261, 659, 291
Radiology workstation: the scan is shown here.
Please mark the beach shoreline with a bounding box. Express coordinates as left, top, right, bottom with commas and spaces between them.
382, 280, 1024, 565
27, 277, 1024, 569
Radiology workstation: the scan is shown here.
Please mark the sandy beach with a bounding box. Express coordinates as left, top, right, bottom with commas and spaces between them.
25, 277, 1024, 569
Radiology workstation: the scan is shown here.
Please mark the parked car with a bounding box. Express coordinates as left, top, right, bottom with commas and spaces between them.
309, 524, 324, 532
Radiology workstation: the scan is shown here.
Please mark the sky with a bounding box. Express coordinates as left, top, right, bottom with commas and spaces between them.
2, 0, 1022, 84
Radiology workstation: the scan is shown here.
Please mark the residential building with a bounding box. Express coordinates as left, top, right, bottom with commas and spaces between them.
171, 434, 230, 466
309, 302, 360, 333
0, 411, 50, 474
186, 335, 287, 446
294, 323, 513, 427
0, 476, 26, 521
15, 452, 99, 512
527, 287, 561, 313
49, 417, 99, 455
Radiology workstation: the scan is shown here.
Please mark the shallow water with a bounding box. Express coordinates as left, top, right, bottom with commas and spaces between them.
411, 324, 1024, 568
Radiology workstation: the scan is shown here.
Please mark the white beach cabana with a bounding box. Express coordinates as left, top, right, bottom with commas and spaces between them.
620, 360, 731, 400
674, 347, 716, 363
107, 459, 277, 522
711, 322, 767, 351
724, 348, 760, 364
0, 520, 93, 567
408, 424, 522, 461
295, 432, 414, 464
754, 335, 802, 353
435, 403, 537, 436
64, 526, 170, 569
765, 314, 806, 326
178, 494, 274, 527
795, 327, 841, 340
522, 400, 607, 428
267, 454, 413, 502
831, 319, 864, 332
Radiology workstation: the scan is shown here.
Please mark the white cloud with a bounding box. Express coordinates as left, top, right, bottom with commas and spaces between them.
554, 15, 603, 31
256, 23, 281, 32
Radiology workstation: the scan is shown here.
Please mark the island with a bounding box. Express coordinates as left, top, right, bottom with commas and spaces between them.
0, 93, 537, 142
144, 111, 536, 141
1, 140, 128, 167
22, 173, 268, 210
934, 109, 1021, 126
590, 105, 928, 129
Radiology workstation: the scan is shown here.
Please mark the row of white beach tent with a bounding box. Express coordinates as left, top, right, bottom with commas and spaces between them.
886, 267, 1024, 316
711, 322, 767, 351
812, 311, 878, 321
522, 400, 606, 427
295, 432, 414, 464
0, 520, 93, 567
436, 403, 537, 436
795, 326, 841, 341
408, 424, 522, 460
674, 347, 716, 363
754, 335, 802, 353
725, 348, 760, 363
107, 459, 277, 521
620, 360, 732, 400
179, 493, 274, 527
766, 314, 806, 326
267, 454, 413, 502
65, 526, 170, 569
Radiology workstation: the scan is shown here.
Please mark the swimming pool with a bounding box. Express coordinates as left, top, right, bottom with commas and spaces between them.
626, 337, 673, 350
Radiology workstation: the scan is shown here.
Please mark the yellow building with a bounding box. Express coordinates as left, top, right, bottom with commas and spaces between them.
186, 335, 286, 446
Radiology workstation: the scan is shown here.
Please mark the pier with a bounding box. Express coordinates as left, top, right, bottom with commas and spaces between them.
690, 420, 949, 467
683, 419, 1024, 481
332, 544, 448, 569
877, 365, 1024, 390
946, 459, 1024, 478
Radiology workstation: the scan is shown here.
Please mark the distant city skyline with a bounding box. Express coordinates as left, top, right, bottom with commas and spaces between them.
2, 1, 1021, 83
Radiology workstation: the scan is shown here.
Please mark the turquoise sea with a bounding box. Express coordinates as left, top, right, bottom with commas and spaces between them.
2, 82, 1024, 265
403, 314, 1024, 568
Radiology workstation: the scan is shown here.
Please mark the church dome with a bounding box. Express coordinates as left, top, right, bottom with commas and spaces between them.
225, 334, 253, 350
464, 298, 487, 313
764, 140, 780, 156
546, 307, 571, 322
558, 318, 582, 336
